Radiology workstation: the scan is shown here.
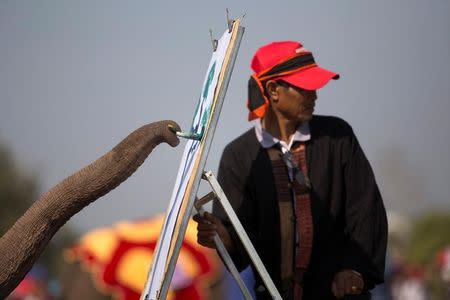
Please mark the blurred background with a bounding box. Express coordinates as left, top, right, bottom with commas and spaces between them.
1, 1, 449, 299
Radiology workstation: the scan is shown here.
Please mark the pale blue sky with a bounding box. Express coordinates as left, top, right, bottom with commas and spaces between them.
1, 1, 449, 233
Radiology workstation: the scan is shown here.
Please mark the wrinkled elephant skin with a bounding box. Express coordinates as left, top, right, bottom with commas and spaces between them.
0, 120, 180, 298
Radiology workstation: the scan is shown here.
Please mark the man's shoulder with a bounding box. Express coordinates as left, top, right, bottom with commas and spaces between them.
223, 128, 258, 155
311, 115, 354, 136
224, 127, 256, 149
219, 128, 259, 171
311, 114, 352, 128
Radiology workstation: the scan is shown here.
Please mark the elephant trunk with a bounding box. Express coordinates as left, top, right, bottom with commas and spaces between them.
0, 120, 180, 298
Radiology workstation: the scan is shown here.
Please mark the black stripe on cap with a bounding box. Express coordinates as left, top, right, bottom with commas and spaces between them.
261, 53, 316, 78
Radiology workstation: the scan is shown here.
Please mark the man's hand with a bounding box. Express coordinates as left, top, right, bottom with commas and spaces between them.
331, 270, 364, 299
192, 212, 235, 252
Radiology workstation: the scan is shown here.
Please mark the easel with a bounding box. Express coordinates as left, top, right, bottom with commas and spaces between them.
194, 171, 282, 300
141, 13, 281, 300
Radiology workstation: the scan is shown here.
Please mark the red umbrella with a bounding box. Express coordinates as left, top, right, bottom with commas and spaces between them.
65, 215, 221, 300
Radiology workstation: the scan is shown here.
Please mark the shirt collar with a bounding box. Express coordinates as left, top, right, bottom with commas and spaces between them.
254, 119, 311, 151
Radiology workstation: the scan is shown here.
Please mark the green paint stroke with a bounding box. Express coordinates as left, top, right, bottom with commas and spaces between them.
191, 61, 216, 138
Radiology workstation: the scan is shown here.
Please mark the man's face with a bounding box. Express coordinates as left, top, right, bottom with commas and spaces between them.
273, 81, 317, 122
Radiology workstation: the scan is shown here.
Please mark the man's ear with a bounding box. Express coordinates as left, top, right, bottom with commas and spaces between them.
265, 80, 279, 102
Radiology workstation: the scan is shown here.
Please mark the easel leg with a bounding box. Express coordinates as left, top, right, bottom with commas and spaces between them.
195, 192, 253, 300
202, 171, 282, 299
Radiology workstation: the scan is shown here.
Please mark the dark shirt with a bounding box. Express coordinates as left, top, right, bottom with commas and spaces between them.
213, 115, 388, 300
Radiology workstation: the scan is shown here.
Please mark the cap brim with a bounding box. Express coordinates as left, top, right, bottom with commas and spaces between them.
279, 66, 339, 91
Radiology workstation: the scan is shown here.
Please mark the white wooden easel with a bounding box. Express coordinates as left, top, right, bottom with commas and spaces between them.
141, 14, 281, 300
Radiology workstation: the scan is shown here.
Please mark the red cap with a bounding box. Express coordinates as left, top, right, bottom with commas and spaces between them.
251, 41, 339, 90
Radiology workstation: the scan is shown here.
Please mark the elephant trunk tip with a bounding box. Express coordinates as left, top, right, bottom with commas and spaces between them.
162, 121, 181, 147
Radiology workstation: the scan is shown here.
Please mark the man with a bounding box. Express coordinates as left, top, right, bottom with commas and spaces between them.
194, 41, 387, 299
